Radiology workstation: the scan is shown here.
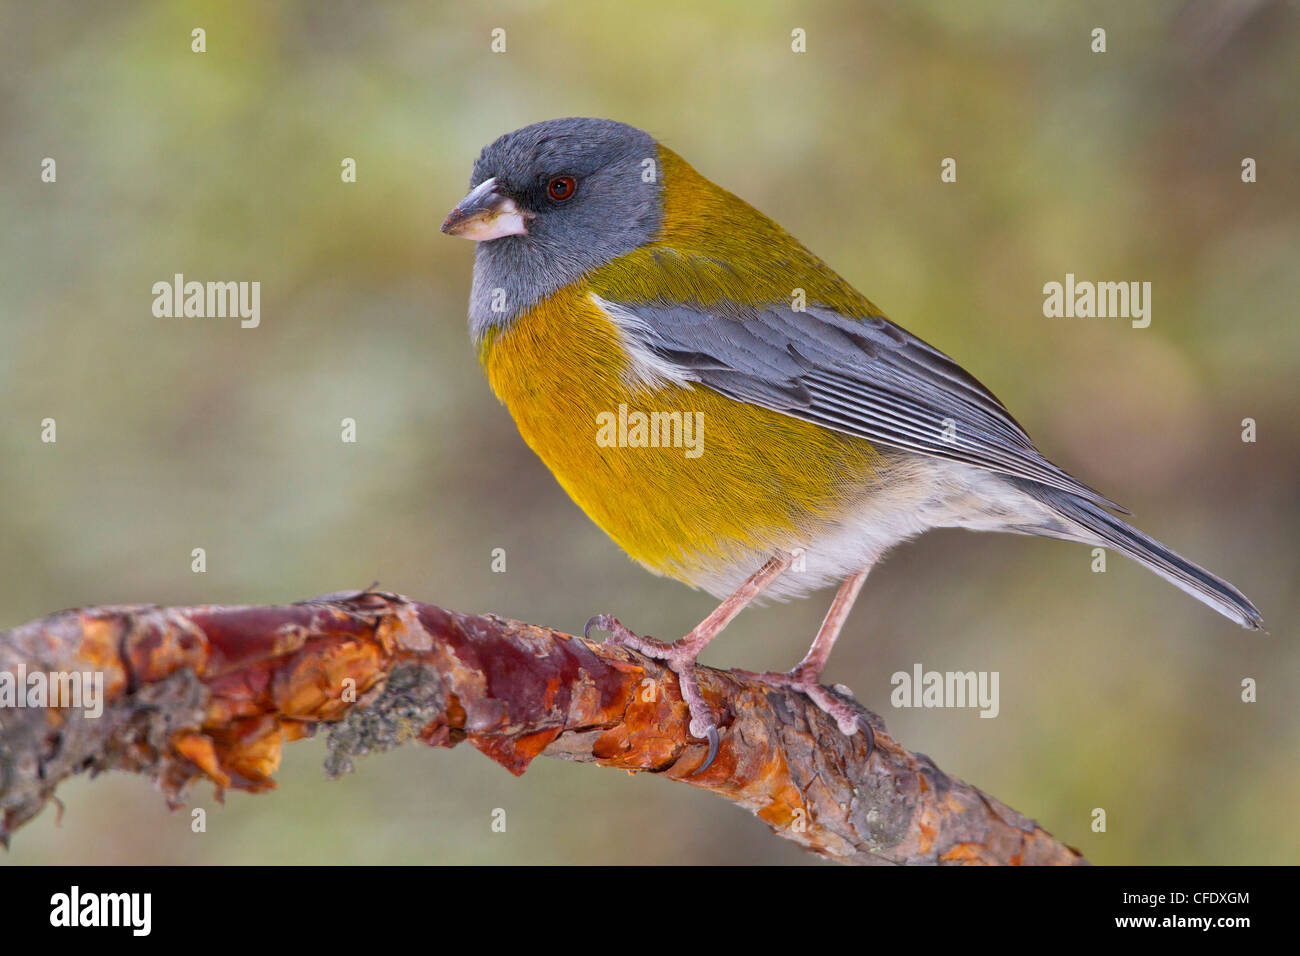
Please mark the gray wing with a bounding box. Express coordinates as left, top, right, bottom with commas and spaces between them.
609, 300, 1125, 512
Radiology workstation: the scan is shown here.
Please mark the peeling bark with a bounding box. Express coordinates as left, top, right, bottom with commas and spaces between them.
0, 590, 1086, 865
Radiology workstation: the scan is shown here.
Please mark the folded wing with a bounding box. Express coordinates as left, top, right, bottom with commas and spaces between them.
601, 297, 1125, 512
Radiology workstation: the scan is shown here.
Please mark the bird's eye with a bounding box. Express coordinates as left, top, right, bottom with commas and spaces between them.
547, 176, 577, 202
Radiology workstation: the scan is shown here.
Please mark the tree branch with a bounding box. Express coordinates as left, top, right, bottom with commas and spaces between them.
0, 590, 1085, 864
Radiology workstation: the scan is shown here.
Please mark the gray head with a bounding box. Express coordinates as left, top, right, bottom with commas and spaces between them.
442, 118, 663, 339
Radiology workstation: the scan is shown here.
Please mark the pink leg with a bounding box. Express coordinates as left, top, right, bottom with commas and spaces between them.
585, 553, 793, 770
792, 567, 868, 681
735, 567, 874, 748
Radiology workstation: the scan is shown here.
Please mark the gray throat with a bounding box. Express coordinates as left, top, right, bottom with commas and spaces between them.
468, 239, 573, 340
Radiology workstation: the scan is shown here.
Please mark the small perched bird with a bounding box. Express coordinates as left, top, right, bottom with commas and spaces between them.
442, 118, 1263, 771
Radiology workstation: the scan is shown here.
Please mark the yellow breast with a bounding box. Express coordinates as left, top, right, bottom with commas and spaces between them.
480, 286, 884, 588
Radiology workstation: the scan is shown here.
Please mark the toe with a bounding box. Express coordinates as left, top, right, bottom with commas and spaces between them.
834, 710, 861, 736
584, 614, 616, 639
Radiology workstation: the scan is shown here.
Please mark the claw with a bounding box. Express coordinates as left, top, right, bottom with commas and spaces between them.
690, 725, 720, 776
857, 715, 876, 763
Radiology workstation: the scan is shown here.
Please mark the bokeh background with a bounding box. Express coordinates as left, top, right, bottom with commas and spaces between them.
1, 0, 1297, 865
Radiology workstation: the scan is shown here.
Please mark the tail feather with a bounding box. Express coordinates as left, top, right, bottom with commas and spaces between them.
1017, 484, 1264, 631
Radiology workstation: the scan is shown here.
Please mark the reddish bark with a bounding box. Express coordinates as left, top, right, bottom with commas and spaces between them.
0, 590, 1085, 865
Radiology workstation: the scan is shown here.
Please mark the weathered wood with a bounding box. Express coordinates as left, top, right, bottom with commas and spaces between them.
0, 590, 1085, 864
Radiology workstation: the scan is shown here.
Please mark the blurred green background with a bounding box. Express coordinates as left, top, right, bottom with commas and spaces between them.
1, 0, 1297, 865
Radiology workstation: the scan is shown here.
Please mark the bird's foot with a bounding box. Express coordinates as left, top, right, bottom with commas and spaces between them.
584, 614, 720, 773
732, 666, 875, 760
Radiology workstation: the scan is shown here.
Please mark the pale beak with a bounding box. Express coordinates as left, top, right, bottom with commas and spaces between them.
441, 177, 530, 241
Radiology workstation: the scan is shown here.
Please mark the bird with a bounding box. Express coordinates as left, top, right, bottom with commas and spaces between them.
441, 117, 1263, 772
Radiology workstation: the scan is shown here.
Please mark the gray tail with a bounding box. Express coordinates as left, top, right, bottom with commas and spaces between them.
1016, 483, 1264, 631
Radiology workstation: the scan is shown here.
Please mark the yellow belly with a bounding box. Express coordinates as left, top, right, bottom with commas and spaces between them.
480, 286, 884, 588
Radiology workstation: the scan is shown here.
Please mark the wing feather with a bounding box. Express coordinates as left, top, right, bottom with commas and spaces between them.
600, 297, 1125, 512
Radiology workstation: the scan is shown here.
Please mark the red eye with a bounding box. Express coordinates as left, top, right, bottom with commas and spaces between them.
547, 176, 576, 202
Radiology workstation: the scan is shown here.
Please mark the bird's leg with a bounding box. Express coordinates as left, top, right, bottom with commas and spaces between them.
734, 566, 874, 754
585, 552, 793, 771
